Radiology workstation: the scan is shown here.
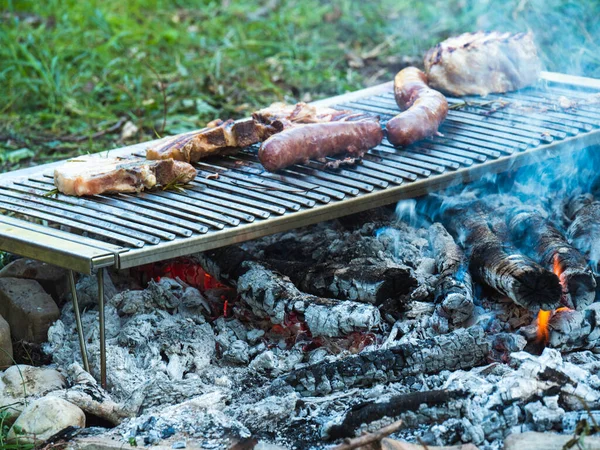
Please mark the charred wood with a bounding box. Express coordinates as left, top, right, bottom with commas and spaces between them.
428, 223, 474, 328
444, 204, 561, 311
566, 194, 600, 264
197, 247, 381, 337
508, 206, 596, 310
327, 389, 466, 440
277, 327, 490, 396
238, 261, 381, 337
546, 303, 600, 352
262, 257, 417, 306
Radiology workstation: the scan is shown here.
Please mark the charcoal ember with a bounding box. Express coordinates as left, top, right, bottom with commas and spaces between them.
235, 261, 381, 337
428, 223, 474, 330
262, 257, 417, 306
562, 410, 600, 433
545, 304, 600, 352
111, 278, 210, 316
198, 246, 381, 337
230, 393, 298, 433
325, 389, 466, 439
277, 327, 490, 396
523, 398, 565, 431
508, 206, 596, 310
490, 333, 527, 362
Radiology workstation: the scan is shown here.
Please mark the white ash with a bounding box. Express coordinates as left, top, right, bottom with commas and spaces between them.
33, 216, 600, 449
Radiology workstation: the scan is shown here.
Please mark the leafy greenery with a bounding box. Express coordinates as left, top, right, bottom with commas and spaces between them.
1, 0, 599, 171
0, 349, 34, 450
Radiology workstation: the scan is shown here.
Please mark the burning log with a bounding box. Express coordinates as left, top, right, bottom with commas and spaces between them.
276, 326, 490, 396
261, 257, 417, 306
565, 194, 600, 264
197, 247, 381, 337
508, 206, 596, 310
443, 203, 561, 311
428, 223, 474, 328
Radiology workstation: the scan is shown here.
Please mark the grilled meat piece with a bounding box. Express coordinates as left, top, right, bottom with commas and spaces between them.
258, 118, 383, 172
54, 157, 196, 196
147, 103, 359, 164
146, 118, 278, 163
424, 31, 543, 96
253, 102, 357, 125
386, 67, 448, 147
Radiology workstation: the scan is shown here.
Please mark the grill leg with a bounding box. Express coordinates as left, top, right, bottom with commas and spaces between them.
69, 270, 90, 372
97, 268, 107, 389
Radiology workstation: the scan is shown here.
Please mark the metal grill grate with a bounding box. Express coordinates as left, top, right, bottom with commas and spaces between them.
1, 72, 600, 273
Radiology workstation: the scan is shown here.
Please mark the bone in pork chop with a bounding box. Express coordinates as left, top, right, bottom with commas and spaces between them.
54, 157, 197, 196
424, 31, 543, 96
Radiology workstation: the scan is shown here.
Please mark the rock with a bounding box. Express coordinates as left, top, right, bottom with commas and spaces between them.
0, 259, 69, 304
0, 278, 60, 343
0, 365, 66, 421
2, 365, 65, 396
7, 396, 85, 444
503, 431, 600, 450
0, 314, 13, 368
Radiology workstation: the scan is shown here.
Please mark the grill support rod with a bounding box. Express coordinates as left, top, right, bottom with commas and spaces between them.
68, 269, 108, 389
69, 270, 90, 373
98, 268, 107, 389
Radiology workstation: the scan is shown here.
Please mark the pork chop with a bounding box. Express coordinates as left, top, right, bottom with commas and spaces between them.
54, 157, 196, 196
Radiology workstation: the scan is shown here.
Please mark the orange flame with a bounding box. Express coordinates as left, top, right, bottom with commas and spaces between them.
536, 309, 552, 345
536, 254, 567, 345
553, 253, 563, 279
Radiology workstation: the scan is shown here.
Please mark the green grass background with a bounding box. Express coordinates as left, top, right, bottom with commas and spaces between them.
1, 0, 599, 170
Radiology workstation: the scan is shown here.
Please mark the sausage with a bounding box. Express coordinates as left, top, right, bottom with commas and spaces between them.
385, 67, 448, 147
258, 121, 383, 172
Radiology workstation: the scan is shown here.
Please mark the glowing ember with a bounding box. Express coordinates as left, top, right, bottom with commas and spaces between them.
136, 257, 225, 291
553, 253, 563, 279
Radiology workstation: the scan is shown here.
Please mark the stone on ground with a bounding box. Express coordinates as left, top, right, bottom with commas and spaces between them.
7, 396, 85, 444
0, 365, 66, 422
0, 259, 69, 304
0, 313, 13, 369
0, 277, 60, 343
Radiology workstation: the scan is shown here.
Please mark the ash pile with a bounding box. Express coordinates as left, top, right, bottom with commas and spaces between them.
3, 150, 600, 450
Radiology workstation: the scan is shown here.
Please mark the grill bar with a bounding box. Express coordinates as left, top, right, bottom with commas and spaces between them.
0, 72, 599, 272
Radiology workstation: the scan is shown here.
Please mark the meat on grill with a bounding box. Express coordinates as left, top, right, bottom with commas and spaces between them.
253, 102, 359, 125
146, 103, 361, 164
424, 31, 543, 96
146, 118, 278, 163
258, 117, 384, 172
54, 157, 197, 196
385, 67, 448, 147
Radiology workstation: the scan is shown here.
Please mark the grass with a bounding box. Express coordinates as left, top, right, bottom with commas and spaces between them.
1, 0, 599, 171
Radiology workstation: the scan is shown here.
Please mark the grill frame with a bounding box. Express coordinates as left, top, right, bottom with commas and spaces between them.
1, 71, 600, 274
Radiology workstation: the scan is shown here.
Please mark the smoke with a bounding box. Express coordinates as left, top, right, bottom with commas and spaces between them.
386, 0, 600, 78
